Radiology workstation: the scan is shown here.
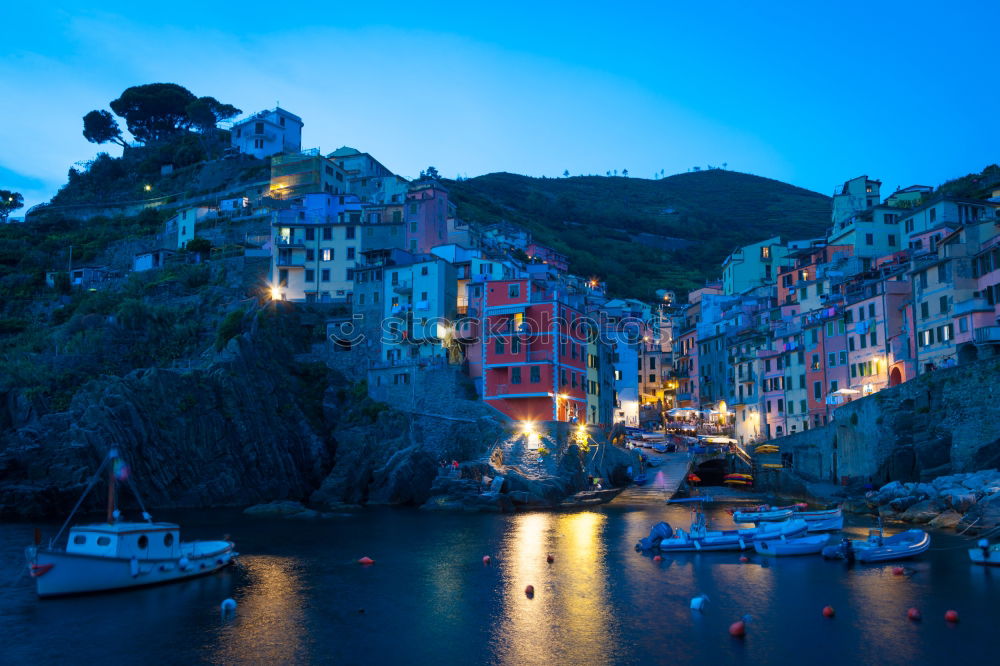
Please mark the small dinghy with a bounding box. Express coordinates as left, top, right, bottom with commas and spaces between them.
822, 525, 929, 563
25, 449, 236, 598
754, 534, 830, 556
800, 508, 844, 532
968, 539, 1000, 566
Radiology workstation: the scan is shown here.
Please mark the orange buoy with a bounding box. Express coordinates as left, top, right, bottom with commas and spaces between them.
945, 610, 959, 623
483, 555, 491, 565
739, 556, 749, 563
728, 620, 746, 638
822, 605, 835, 618
358, 556, 375, 565
907, 608, 921, 621
546, 554, 554, 564
653, 555, 663, 562
892, 566, 904, 576
524, 585, 535, 598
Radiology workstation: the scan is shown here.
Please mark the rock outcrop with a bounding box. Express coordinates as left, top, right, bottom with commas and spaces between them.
865, 470, 1000, 534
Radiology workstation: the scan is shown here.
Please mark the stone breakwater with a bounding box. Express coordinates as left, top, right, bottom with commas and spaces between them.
861, 469, 1000, 534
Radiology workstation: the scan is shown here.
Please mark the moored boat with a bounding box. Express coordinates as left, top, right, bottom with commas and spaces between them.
636, 501, 809, 553
633, 473, 649, 486
25, 449, 236, 598
732, 508, 795, 523
822, 526, 930, 563
968, 539, 1000, 566
754, 534, 830, 556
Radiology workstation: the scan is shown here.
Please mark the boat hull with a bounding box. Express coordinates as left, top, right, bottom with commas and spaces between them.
732, 509, 795, 523
754, 535, 830, 556
31, 541, 235, 598
822, 530, 930, 563
968, 547, 1000, 566
804, 515, 844, 532
655, 519, 808, 553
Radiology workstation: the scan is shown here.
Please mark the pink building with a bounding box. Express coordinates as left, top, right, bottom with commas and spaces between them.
405, 178, 451, 254
526, 242, 569, 272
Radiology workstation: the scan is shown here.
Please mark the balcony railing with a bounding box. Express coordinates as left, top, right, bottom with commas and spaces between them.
974, 326, 1000, 344
953, 298, 992, 316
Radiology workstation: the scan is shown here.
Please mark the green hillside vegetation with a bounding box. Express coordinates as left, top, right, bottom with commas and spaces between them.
448, 170, 832, 298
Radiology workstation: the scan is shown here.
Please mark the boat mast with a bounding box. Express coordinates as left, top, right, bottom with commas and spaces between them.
106, 448, 117, 523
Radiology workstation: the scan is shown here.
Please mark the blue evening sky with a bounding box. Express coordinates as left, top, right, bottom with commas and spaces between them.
2, 1, 997, 212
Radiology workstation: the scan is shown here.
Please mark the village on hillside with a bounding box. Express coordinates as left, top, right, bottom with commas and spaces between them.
24, 104, 1000, 458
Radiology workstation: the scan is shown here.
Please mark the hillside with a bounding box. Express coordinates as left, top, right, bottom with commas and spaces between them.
447, 170, 832, 298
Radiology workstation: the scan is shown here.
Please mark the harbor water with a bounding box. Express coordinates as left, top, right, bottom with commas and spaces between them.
0, 499, 996, 665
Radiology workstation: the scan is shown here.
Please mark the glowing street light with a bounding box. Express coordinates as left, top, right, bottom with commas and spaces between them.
143, 184, 152, 192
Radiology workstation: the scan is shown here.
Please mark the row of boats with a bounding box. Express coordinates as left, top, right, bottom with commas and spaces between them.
636, 500, 937, 563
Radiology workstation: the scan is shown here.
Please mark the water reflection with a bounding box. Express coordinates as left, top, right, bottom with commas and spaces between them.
493, 512, 619, 666
209, 555, 307, 665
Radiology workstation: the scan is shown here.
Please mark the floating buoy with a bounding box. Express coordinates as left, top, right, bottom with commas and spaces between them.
358, 556, 375, 565
729, 620, 746, 638
546, 554, 554, 564
483, 555, 491, 565
653, 555, 663, 562
524, 585, 535, 598
945, 610, 959, 623
907, 608, 922, 621
822, 605, 835, 618
220, 598, 237, 616
739, 556, 749, 563
892, 566, 904, 576
690, 594, 709, 611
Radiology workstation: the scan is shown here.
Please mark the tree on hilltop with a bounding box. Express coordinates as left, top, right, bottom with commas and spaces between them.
83, 110, 129, 149
420, 166, 440, 179
186, 96, 242, 133
109, 83, 198, 143
563, 170, 570, 177
0, 190, 24, 223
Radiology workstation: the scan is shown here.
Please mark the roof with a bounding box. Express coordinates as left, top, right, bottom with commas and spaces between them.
72, 521, 179, 533
329, 146, 362, 157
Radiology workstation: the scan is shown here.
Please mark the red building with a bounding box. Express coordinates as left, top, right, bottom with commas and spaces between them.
479, 279, 588, 422
526, 243, 570, 273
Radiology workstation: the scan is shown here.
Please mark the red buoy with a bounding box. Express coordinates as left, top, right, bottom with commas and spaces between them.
892, 566, 904, 576
822, 605, 835, 618
728, 620, 746, 638
358, 556, 375, 565
907, 608, 921, 621
653, 555, 663, 562
524, 585, 535, 598
945, 610, 959, 623
546, 554, 554, 564
739, 556, 749, 563
483, 555, 491, 565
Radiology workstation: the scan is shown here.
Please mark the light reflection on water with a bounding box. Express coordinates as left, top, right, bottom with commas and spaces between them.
494, 512, 619, 666
209, 556, 307, 665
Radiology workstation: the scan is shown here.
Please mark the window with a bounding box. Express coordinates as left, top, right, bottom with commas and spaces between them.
278, 269, 288, 286
828, 353, 836, 367
494, 338, 505, 354
870, 331, 877, 346
321, 269, 330, 282
811, 354, 820, 370
777, 399, 784, 413
508, 284, 520, 298
305, 269, 315, 282
761, 246, 771, 259
649, 374, 655, 383
510, 337, 520, 354
929, 208, 937, 223
347, 248, 355, 260
920, 302, 930, 320
511, 367, 522, 384
94, 536, 111, 546
830, 380, 838, 393
919, 272, 928, 290
323, 228, 332, 241
254, 139, 264, 149
420, 292, 427, 301
959, 317, 968, 333
799, 374, 806, 389
889, 234, 897, 246
346, 226, 356, 240
848, 336, 856, 351
306, 249, 315, 261
322, 249, 332, 261
939, 296, 949, 314
164, 533, 174, 547
813, 381, 822, 400
305, 228, 315, 241
649, 357, 656, 369
73, 535, 86, 545
865, 233, 874, 246
810, 329, 818, 344
137, 535, 149, 549
851, 364, 857, 378
530, 366, 541, 383
421, 266, 429, 276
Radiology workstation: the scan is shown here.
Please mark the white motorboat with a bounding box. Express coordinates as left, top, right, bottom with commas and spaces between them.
732, 508, 795, 523
26, 449, 236, 598
636, 500, 809, 552
822, 525, 930, 563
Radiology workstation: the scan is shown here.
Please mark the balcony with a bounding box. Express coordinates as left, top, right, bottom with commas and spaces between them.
953, 298, 992, 316
274, 238, 305, 248
974, 326, 1000, 344
274, 258, 305, 268
392, 280, 412, 294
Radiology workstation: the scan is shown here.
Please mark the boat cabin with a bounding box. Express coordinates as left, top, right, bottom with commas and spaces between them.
66, 522, 181, 559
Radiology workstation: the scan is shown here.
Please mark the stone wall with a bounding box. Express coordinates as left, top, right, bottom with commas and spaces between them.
368, 363, 480, 416
765, 356, 1000, 488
